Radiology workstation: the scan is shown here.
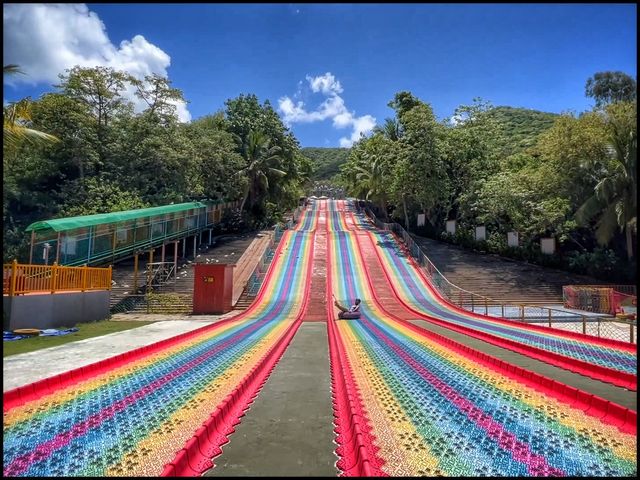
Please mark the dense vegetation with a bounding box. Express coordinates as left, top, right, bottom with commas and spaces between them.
4, 66, 636, 284
301, 147, 350, 180
3, 66, 312, 262
340, 72, 637, 282
486, 106, 558, 156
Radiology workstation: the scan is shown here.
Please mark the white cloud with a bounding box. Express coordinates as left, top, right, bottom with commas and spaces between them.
3, 3, 191, 122
278, 72, 376, 147
306, 72, 343, 95
339, 115, 376, 147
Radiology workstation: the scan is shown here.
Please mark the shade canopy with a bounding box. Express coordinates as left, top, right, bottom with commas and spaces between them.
26, 202, 209, 233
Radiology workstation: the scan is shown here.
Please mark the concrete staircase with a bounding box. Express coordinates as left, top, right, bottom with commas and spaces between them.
231, 233, 274, 309
410, 235, 605, 305
110, 232, 275, 315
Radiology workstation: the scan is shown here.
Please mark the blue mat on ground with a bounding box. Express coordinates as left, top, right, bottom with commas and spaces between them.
3, 328, 78, 341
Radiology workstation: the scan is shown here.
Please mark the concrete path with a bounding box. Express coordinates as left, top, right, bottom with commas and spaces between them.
3, 314, 236, 392
410, 319, 637, 411
206, 323, 337, 477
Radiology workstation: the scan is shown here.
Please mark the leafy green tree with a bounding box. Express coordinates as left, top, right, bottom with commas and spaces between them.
57, 66, 134, 162
108, 111, 193, 204
585, 71, 637, 107
28, 93, 100, 181
374, 117, 402, 141
534, 111, 609, 207
394, 99, 449, 227
3, 65, 59, 158
57, 177, 148, 217
184, 114, 246, 202
576, 101, 637, 258
225, 94, 303, 216
131, 73, 187, 123
57, 66, 134, 129
441, 98, 502, 225
237, 130, 286, 213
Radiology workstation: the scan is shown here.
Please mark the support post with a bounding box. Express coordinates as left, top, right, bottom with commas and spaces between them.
485, 297, 488, 316
521, 305, 525, 322
193, 235, 197, 258
87, 227, 93, 265
174, 241, 178, 281
10, 259, 17, 297
161, 243, 166, 263
133, 253, 139, 292
51, 262, 58, 294
582, 315, 586, 335
631, 323, 635, 344
209, 229, 212, 245
55, 232, 61, 264
548, 308, 552, 328
29, 231, 35, 264
501, 303, 505, 318
112, 228, 117, 263
182, 238, 186, 258
82, 264, 88, 292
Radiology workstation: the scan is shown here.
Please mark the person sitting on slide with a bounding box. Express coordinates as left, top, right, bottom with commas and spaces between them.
334, 297, 361, 319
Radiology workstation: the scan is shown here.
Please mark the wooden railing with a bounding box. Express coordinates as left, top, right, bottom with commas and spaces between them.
3, 260, 112, 296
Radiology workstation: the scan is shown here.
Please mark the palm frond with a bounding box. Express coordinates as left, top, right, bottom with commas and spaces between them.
594, 202, 619, 245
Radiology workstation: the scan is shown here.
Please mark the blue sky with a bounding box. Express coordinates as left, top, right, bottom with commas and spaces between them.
3, 3, 637, 147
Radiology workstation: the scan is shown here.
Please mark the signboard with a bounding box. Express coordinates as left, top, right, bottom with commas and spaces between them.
507, 231, 519, 247
446, 220, 456, 235
417, 213, 426, 227
540, 237, 555, 255
475, 226, 486, 241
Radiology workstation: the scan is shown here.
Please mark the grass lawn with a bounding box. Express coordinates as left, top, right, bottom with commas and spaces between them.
3, 319, 154, 357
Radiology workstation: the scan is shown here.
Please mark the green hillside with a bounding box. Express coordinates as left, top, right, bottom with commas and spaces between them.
301, 147, 350, 180
487, 106, 559, 155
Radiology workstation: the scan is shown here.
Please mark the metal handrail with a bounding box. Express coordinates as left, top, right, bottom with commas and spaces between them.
358, 203, 635, 343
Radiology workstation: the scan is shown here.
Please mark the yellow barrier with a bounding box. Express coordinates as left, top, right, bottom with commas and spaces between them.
3, 260, 112, 296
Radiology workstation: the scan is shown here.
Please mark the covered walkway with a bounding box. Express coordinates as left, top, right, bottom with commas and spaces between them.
25, 200, 240, 267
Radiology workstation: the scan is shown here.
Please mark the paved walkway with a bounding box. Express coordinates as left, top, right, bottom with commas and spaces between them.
3, 313, 238, 392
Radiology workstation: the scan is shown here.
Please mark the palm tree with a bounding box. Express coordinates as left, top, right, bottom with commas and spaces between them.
576, 103, 637, 259
3, 64, 59, 155
237, 130, 286, 212
374, 117, 402, 141
354, 154, 388, 220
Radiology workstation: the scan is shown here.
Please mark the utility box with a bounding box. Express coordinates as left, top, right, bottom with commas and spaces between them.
193, 263, 235, 314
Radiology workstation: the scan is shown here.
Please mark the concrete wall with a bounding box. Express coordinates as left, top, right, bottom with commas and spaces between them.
3, 291, 110, 330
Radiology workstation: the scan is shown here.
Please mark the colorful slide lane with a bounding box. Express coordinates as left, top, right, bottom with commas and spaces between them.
2, 203, 319, 477
327, 199, 636, 476
349, 207, 637, 391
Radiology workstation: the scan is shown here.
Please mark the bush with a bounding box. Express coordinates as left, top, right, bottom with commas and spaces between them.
218, 208, 246, 233
567, 247, 619, 279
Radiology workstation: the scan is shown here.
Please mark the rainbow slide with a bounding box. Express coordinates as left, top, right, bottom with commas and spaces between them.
3, 203, 320, 477
327, 199, 636, 476
349, 206, 636, 390
3, 198, 637, 477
